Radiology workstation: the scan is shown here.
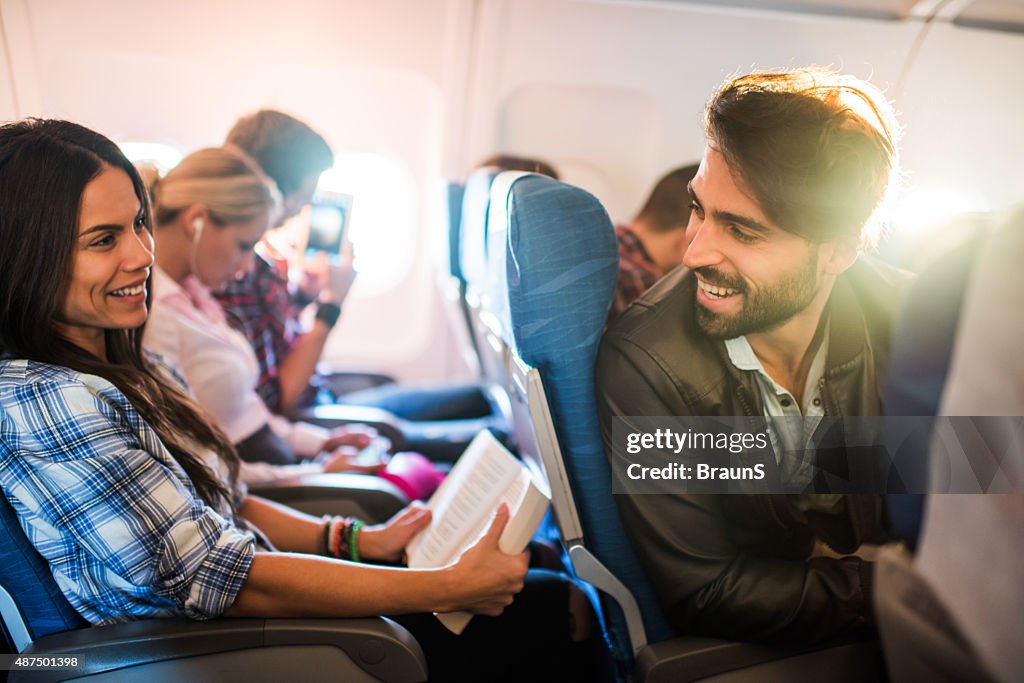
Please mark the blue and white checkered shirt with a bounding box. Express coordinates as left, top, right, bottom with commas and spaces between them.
0, 358, 257, 625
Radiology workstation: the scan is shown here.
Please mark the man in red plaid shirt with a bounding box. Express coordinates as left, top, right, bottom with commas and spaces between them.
213, 110, 353, 412
609, 164, 699, 323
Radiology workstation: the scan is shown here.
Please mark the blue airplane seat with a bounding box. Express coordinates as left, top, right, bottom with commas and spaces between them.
0, 492, 87, 644
428, 180, 465, 294
482, 171, 533, 343
453, 166, 514, 437
501, 173, 674, 670
433, 178, 487, 390
459, 168, 501, 299
458, 167, 508, 392
445, 181, 466, 283
884, 236, 981, 548
0, 492, 426, 681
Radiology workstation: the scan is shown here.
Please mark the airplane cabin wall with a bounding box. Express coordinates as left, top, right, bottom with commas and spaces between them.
897, 21, 1024, 215
0, 42, 15, 122
0, 13, 17, 120
0, 0, 476, 385
2, 0, 1024, 384
461, 0, 1024, 255
461, 0, 921, 223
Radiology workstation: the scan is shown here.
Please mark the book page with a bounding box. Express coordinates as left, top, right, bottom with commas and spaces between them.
404, 430, 552, 634
434, 469, 551, 634
406, 431, 523, 568
439, 468, 530, 564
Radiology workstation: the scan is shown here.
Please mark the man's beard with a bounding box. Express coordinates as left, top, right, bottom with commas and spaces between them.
694, 253, 820, 340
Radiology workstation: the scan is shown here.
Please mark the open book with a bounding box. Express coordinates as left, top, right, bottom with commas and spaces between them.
405, 429, 551, 634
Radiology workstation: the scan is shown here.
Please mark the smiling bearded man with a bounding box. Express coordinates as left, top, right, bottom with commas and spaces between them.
596, 67, 909, 644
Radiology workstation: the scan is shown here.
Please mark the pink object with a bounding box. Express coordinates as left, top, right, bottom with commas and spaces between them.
378, 452, 445, 500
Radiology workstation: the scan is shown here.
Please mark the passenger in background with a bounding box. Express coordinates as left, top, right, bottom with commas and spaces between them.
142, 146, 380, 482
214, 109, 365, 414
608, 164, 699, 323
597, 67, 904, 643
0, 118, 599, 683
216, 112, 526, 428
477, 153, 560, 179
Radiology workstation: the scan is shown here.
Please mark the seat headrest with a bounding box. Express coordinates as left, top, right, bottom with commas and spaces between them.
485, 171, 535, 347
503, 174, 618, 364
443, 181, 465, 282
459, 168, 501, 291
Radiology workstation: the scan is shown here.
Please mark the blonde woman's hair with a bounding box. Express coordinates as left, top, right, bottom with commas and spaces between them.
149, 145, 281, 228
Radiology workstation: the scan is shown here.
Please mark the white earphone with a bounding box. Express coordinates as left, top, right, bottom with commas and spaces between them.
188, 217, 205, 276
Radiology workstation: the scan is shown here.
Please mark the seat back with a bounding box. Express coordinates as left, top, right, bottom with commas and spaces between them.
459, 168, 499, 299
0, 493, 87, 651
483, 171, 532, 347
432, 180, 482, 378
884, 238, 981, 547
431, 180, 466, 288
496, 174, 676, 675
444, 181, 466, 284
459, 168, 504, 387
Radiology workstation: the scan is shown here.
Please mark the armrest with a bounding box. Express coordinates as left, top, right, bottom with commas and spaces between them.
252, 473, 409, 521
15, 617, 426, 683
14, 618, 423, 679
398, 417, 502, 463
295, 405, 408, 449
317, 369, 397, 394
635, 631, 879, 683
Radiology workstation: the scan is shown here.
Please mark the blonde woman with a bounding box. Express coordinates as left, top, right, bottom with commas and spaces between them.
143, 146, 379, 481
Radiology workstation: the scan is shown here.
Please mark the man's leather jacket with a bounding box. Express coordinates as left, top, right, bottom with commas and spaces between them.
596, 258, 909, 643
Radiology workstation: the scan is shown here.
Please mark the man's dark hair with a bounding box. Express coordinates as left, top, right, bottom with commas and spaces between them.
226, 110, 334, 197
636, 164, 700, 233
478, 154, 559, 180
706, 67, 899, 248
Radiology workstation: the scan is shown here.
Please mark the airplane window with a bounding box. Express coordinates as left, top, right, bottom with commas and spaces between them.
116, 141, 183, 175
890, 186, 988, 237
880, 185, 992, 270
316, 154, 417, 297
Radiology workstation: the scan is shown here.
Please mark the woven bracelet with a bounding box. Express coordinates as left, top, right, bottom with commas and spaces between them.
334, 517, 351, 559
349, 520, 364, 563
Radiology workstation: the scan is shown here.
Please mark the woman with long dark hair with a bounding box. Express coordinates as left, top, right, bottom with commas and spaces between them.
0, 119, 596, 681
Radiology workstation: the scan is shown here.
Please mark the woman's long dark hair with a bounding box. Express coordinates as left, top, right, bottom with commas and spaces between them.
0, 119, 239, 510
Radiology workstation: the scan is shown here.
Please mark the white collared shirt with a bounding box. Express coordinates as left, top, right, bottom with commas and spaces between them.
724, 329, 828, 488
144, 267, 330, 466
